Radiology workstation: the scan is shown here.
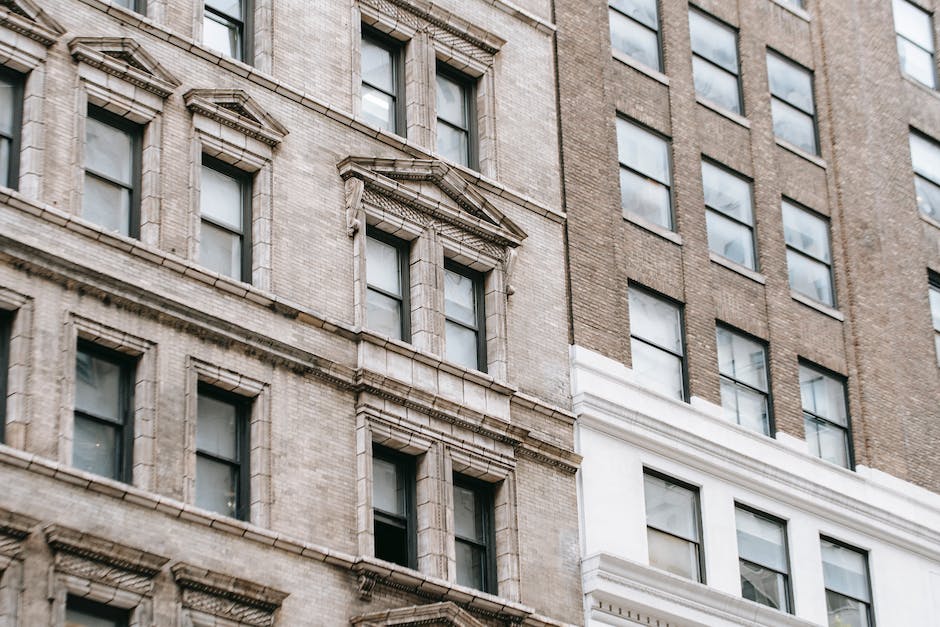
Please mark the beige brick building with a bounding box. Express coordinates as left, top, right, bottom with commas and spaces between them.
0, 0, 581, 625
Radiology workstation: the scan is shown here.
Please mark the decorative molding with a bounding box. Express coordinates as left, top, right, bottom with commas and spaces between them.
351, 601, 488, 627
0, 507, 37, 563
184, 89, 288, 148
171, 563, 287, 627
357, 572, 377, 601
68, 37, 180, 98
0, 0, 65, 47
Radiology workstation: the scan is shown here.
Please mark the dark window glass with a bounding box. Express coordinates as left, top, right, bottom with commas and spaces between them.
372, 445, 416, 568
629, 286, 685, 400
0, 310, 10, 444
929, 278, 940, 365
736, 506, 792, 613
436, 65, 476, 168
112, 0, 146, 14
689, 9, 742, 114
800, 364, 852, 468
204, 0, 251, 62
767, 51, 818, 155
643, 471, 703, 582
0, 68, 24, 190
910, 131, 940, 221
717, 327, 771, 435
893, 0, 936, 88
196, 385, 250, 520
617, 118, 673, 230
366, 228, 410, 341
453, 474, 496, 594
821, 538, 873, 627
73, 343, 135, 482
782, 200, 835, 306
361, 28, 404, 134
703, 161, 756, 269
444, 261, 486, 372
65, 596, 130, 627
83, 107, 141, 237
200, 156, 252, 283
609, 0, 661, 71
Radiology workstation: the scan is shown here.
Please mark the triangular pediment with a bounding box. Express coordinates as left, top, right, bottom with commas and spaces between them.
350, 601, 487, 627
0, 0, 65, 46
184, 89, 288, 147
69, 37, 180, 98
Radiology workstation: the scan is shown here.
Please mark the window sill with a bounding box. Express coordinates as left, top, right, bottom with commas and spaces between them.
623, 213, 682, 246
901, 73, 940, 100
920, 211, 940, 230
775, 138, 827, 169
708, 252, 765, 284
791, 290, 843, 321
695, 96, 750, 129
611, 50, 670, 86
768, 0, 811, 21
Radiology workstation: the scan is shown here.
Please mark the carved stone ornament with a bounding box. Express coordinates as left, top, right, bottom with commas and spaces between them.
350, 601, 487, 627
184, 89, 289, 148
0, 507, 37, 566
68, 37, 182, 99
171, 562, 288, 627
0, 0, 65, 46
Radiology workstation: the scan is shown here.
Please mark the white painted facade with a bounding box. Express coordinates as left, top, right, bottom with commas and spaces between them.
572, 345, 940, 627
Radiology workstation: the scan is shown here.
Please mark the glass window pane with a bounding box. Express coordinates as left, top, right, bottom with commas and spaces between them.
787, 250, 835, 305
647, 528, 699, 579
631, 340, 684, 398
610, 0, 658, 30
366, 289, 403, 339
897, 38, 937, 88
692, 57, 742, 114
75, 350, 123, 421
706, 210, 756, 269
822, 541, 871, 602
361, 86, 395, 132
782, 202, 831, 262
740, 561, 789, 611
0, 138, 9, 189
826, 590, 871, 627
702, 162, 753, 223
196, 456, 237, 517
203, 13, 239, 58
206, 0, 242, 18
771, 99, 818, 154
689, 11, 738, 72
85, 117, 133, 184
0, 79, 14, 134
609, 9, 660, 70
201, 165, 243, 230
455, 539, 484, 589
721, 380, 770, 435
83, 174, 131, 235
436, 73, 467, 128
446, 321, 479, 370
73, 415, 118, 479
373, 456, 404, 516
735, 509, 787, 571
629, 288, 681, 352
197, 393, 237, 460
454, 484, 482, 541
767, 53, 815, 114
799, 366, 847, 425
65, 606, 125, 627
644, 473, 698, 540
929, 286, 940, 331
716, 328, 767, 390
805, 415, 849, 467
200, 220, 242, 280
617, 119, 670, 184
445, 269, 477, 327
437, 123, 469, 167
366, 236, 402, 296
374, 518, 408, 566
915, 174, 940, 219
362, 38, 394, 92
893, 0, 935, 50
910, 133, 940, 181
620, 168, 672, 228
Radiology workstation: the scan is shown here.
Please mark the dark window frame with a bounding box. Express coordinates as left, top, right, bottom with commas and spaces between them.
799, 359, 855, 470
608, 0, 663, 72
196, 383, 251, 521
201, 154, 253, 284
820, 536, 875, 627
628, 282, 689, 401
366, 226, 411, 342
893, 0, 937, 88
642, 467, 705, 583
73, 340, 136, 483
0, 310, 10, 444
204, 0, 253, 63
910, 128, 940, 219
689, 6, 744, 115
766, 48, 820, 156
782, 197, 837, 308
617, 114, 675, 231
361, 25, 406, 135
372, 444, 417, 569
702, 157, 758, 270
114, 0, 147, 14
85, 106, 143, 238
716, 322, 774, 436
735, 503, 793, 613
453, 473, 497, 595
929, 270, 940, 364
0, 67, 24, 191
435, 62, 478, 170
66, 595, 131, 627
443, 259, 487, 373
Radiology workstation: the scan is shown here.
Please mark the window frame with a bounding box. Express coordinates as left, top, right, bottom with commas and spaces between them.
628, 283, 688, 401
929, 272, 940, 366
443, 259, 487, 373
617, 115, 675, 231
452, 473, 497, 595
892, 0, 937, 88
642, 468, 705, 583
608, 0, 663, 72
702, 158, 757, 270
820, 536, 875, 627
688, 7, 744, 115
0, 66, 24, 191
766, 49, 820, 156
372, 443, 418, 569
910, 129, 940, 221
73, 340, 136, 483
716, 323, 774, 436
200, 154, 254, 284
435, 62, 478, 170
782, 198, 836, 307
0, 309, 10, 444
65, 594, 131, 627
360, 24, 406, 136
114, 0, 147, 14
195, 383, 251, 521
799, 360, 854, 470
734, 503, 793, 613
84, 105, 143, 239
366, 226, 411, 342
204, 0, 253, 63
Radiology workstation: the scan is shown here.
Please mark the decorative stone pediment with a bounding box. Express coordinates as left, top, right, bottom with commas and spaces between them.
171, 563, 288, 627
0, 508, 37, 568
69, 37, 181, 99
184, 89, 288, 148
350, 601, 487, 627
0, 0, 65, 46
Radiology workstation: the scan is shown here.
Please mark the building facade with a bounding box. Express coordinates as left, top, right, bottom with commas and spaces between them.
0, 0, 582, 625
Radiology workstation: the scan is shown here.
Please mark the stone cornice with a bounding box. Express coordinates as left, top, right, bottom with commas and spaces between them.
172, 562, 287, 619
44, 523, 169, 578
184, 89, 288, 147
68, 37, 180, 98
0, 1, 64, 47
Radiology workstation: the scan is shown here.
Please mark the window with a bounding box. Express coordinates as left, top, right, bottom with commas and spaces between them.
609, 0, 661, 71
893, 0, 936, 89
361, 27, 404, 134
372, 445, 416, 568
200, 156, 252, 282
444, 261, 486, 372
73, 342, 135, 482
799, 363, 852, 468
204, 0, 250, 62
112, 0, 145, 13
196, 385, 250, 520
0, 68, 23, 190
735, 506, 791, 612
366, 228, 410, 341
767, 51, 818, 155
930, 277, 940, 365
643, 470, 703, 581
689, 9, 742, 114
0, 311, 9, 444
717, 327, 771, 435
703, 160, 756, 269
821, 538, 873, 627
617, 118, 673, 230
453, 474, 496, 594
778, 0, 804, 8
436, 65, 476, 168
629, 286, 685, 400
83, 107, 141, 237
65, 596, 129, 627
782, 200, 835, 307
910, 131, 940, 220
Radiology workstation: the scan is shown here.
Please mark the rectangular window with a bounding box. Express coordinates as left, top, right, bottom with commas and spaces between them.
893, 0, 936, 89
689, 9, 742, 114
113, 0, 146, 13
767, 51, 818, 155
453, 474, 496, 594
436, 65, 476, 168
444, 261, 486, 372
372, 445, 416, 569
703, 160, 756, 269
910, 131, 940, 220
204, 0, 250, 62
783, 200, 835, 307
0, 68, 24, 190
73, 342, 135, 482
83, 107, 142, 237
717, 327, 771, 435
200, 156, 252, 283
0, 310, 10, 444
800, 363, 852, 468
643, 470, 703, 582
629, 286, 685, 400
196, 385, 250, 520
929, 277, 940, 365
361, 27, 404, 134
736, 506, 791, 613
821, 538, 873, 627
366, 228, 410, 342
617, 117, 673, 230
609, 0, 661, 71
65, 596, 130, 627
